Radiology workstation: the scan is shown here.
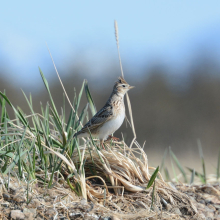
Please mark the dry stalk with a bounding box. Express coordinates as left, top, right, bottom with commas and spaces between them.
46, 44, 87, 143
72, 141, 196, 212
114, 20, 136, 149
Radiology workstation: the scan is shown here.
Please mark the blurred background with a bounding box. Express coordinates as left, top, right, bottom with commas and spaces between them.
1, 1, 220, 175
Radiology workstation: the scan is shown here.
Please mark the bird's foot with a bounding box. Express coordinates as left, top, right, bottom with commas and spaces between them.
107, 135, 120, 142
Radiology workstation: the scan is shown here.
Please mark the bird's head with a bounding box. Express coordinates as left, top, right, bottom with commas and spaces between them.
113, 77, 134, 95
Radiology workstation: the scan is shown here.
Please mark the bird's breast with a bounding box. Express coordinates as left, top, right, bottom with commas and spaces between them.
98, 108, 125, 140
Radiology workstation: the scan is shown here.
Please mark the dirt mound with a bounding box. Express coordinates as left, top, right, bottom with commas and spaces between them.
1, 177, 220, 219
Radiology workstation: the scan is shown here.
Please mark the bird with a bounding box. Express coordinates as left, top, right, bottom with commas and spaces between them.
74, 77, 134, 149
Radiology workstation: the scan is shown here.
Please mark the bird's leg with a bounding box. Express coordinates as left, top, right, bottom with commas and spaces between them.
100, 140, 106, 150
107, 135, 120, 142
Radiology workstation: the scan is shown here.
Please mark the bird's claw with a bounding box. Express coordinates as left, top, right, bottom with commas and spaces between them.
107, 135, 120, 142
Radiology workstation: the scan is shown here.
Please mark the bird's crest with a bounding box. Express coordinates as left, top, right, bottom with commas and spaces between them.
115, 77, 128, 86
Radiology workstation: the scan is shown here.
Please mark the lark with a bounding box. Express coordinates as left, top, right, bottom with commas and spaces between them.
74, 77, 134, 149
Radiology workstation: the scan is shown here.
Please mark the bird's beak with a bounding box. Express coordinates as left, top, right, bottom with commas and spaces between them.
129, 86, 135, 90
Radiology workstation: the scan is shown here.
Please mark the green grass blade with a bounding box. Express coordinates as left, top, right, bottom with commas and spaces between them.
4, 150, 28, 175
169, 147, 178, 182
39, 68, 60, 122
33, 144, 36, 175
187, 167, 205, 184
67, 80, 86, 134
86, 128, 105, 164
21, 90, 41, 129
164, 167, 171, 181
0, 151, 14, 158
40, 102, 45, 117
0, 91, 6, 124
190, 168, 195, 185
170, 149, 188, 183
76, 80, 85, 113
49, 108, 63, 136
197, 139, 206, 184
0, 92, 30, 128
39, 120, 55, 187
160, 148, 167, 172
74, 104, 89, 132
4, 112, 8, 147
62, 94, 65, 125
17, 124, 29, 178
0, 91, 13, 108
67, 177, 80, 196
66, 107, 74, 134
84, 81, 96, 116
27, 137, 36, 179
146, 166, 159, 189
150, 180, 156, 210
66, 99, 75, 134
27, 172, 30, 204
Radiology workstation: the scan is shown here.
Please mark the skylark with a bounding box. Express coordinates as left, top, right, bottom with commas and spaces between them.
74, 77, 134, 149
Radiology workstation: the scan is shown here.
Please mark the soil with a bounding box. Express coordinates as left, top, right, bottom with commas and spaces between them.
1, 180, 220, 220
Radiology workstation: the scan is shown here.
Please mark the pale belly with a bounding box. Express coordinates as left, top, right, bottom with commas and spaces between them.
98, 111, 125, 140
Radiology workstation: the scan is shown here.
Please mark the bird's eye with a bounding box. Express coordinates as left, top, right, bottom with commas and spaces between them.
122, 85, 126, 87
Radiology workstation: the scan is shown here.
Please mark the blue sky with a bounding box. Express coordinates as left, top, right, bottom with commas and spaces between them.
1, 1, 220, 89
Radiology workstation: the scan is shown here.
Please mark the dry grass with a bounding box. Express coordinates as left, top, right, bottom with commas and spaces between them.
0, 21, 204, 219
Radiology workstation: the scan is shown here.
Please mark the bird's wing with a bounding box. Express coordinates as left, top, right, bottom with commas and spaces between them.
76, 103, 113, 135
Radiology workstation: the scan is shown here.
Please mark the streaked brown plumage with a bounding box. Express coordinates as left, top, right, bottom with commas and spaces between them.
74, 77, 134, 149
